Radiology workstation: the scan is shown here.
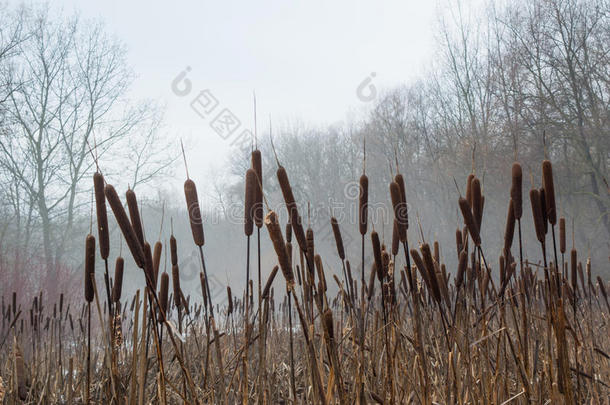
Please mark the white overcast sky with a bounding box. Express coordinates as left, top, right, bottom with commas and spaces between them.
19, 0, 439, 190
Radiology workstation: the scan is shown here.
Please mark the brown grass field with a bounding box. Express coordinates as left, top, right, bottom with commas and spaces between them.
0, 151, 609, 404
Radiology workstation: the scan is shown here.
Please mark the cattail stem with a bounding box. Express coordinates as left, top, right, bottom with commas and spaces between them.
86, 301, 91, 405
287, 290, 297, 403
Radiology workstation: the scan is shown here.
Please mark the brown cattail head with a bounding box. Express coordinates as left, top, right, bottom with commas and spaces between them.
571, 248, 577, 292
285, 223, 292, 243
410, 249, 432, 293
159, 272, 169, 316
84, 234, 96, 303
323, 308, 334, 341
390, 181, 408, 240
559, 217, 566, 254
306, 227, 315, 273
459, 197, 481, 246
394, 174, 409, 231
511, 163, 523, 219
143, 242, 155, 289
153, 241, 162, 288
265, 211, 294, 287
199, 272, 208, 309
381, 250, 390, 282
456, 228, 463, 256
112, 256, 124, 303
172, 264, 181, 308
93, 172, 109, 260
251, 149, 263, 228
539, 188, 548, 235
125, 188, 144, 247
226, 286, 233, 315
330, 217, 345, 260
421, 243, 442, 303
466, 173, 475, 207
359, 174, 369, 235
391, 220, 400, 257
167, 238, 177, 271
530, 188, 545, 243
263, 266, 279, 299
367, 263, 376, 300
184, 179, 205, 246
314, 254, 327, 292
277, 167, 307, 252
456, 250, 467, 291
471, 177, 483, 230
371, 231, 383, 280
504, 199, 516, 254
244, 168, 257, 237
104, 184, 145, 268
542, 160, 557, 225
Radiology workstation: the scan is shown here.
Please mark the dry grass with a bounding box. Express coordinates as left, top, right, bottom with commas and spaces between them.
0, 156, 609, 404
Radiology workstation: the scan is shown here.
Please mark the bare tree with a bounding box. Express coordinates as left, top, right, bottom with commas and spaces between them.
0, 6, 175, 293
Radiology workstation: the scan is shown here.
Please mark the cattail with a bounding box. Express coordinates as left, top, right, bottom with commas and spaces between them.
104, 184, 145, 267
381, 250, 390, 281
421, 243, 442, 304
172, 264, 181, 308
170, 234, 178, 266
112, 257, 124, 303
277, 166, 307, 252
542, 160, 557, 225
395, 173, 408, 227
199, 272, 208, 309
306, 228, 315, 274
472, 177, 483, 230
367, 263, 376, 299
371, 231, 383, 280
184, 179, 205, 246
530, 189, 545, 243
559, 217, 566, 254
323, 308, 334, 341
244, 168, 256, 236
330, 217, 345, 260
315, 254, 327, 292
153, 241, 162, 288
265, 211, 294, 286
390, 181, 407, 241
285, 223, 292, 243
571, 249, 577, 292
93, 172, 109, 260
504, 199, 516, 254
456, 250, 467, 290
459, 197, 481, 246
263, 266, 279, 299
456, 228, 463, 256
143, 242, 155, 288
434, 241, 440, 265
359, 174, 368, 235
410, 249, 432, 293
466, 173, 475, 207
125, 188, 144, 247
511, 163, 523, 219
226, 286, 233, 315
159, 272, 169, 316
84, 234, 96, 303
539, 188, 548, 235
391, 220, 399, 257
251, 149, 264, 228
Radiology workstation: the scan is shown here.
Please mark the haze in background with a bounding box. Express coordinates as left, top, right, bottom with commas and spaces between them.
39, 0, 436, 192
